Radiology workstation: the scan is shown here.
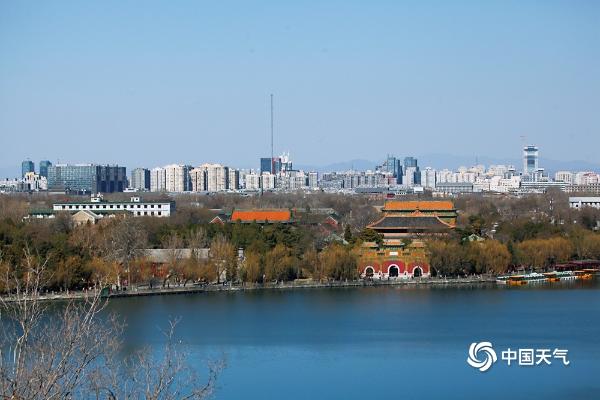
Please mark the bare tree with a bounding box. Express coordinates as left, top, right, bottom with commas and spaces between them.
162, 232, 184, 287
104, 218, 148, 289
0, 249, 223, 400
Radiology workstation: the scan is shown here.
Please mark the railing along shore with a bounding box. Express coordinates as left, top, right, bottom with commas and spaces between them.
0, 276, 497, 303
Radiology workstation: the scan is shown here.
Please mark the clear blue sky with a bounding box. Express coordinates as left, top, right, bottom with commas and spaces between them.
1, 0, 598, 173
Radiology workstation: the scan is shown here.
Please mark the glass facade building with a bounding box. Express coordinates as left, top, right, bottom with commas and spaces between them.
21, 160, 34, 178
48, 164, 127, 193
39, 160, 52, 178
523, 145, 539, 175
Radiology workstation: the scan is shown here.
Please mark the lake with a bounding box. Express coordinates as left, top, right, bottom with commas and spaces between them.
107, 281, 600, 399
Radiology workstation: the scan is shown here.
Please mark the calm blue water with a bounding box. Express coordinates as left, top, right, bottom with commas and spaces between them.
107, 282, 600, 400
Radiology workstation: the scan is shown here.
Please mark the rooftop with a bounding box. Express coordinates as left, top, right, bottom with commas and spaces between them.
230, 209, 292, 223
383, 200, 455, 211
369, 214, 454, 230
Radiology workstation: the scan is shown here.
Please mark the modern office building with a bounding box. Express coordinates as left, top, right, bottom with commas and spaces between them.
523, 145, 539, 175
47, 164, 126, 193
130, 168, 151, 190
21, 160, 34, 178
260, 157, 273, 174
39, 160, 52, 178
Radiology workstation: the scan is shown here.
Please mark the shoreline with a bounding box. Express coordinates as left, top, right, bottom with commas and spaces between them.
2, 276, 498, 303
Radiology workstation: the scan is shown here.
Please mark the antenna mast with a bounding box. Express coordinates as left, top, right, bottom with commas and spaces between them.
270, 94, 274, 174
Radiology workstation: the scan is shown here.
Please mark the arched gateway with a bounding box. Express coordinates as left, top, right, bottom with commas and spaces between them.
388, 265, 399, 277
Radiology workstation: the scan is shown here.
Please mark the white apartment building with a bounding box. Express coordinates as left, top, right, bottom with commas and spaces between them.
308, 172, 318, 189
164, 164, 191, 192
228, 168, 240, 190
554, 171, 573, 184
203, 163, 228, 192
574, 172, 600, 185
420, 167, 436, 189
150, 167, 166, 192
261, 172, 276, 190
245, 173, 261, 190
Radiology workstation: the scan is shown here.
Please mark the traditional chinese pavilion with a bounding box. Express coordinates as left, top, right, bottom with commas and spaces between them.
359, 200, 457, 279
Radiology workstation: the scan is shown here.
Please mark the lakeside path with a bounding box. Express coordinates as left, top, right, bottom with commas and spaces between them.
2, 276, 498, 303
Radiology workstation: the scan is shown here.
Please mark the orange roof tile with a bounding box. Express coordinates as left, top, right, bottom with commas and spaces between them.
231, 209, 292, 222
383, 200, 455, 211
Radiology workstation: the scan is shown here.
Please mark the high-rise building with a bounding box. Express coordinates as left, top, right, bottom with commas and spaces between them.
554, 171, 573, 184
308, 171, 318, 189
150, 167, 166, 192
190, 167, 207, 192
523, 145, 539, 175
261, 172, 276, 190
228, 168, 239, 190
164, 164, 192, 192
421, 167, 437, 189
131, 168, 150, 190
39, 160, 52, 178
21, 160, 34, 178
404, 157, 418, 168
244, 173, 261, 190
48, 164, 126, 193
204, 163, 228, 192
403, 157, 420, 185
260, 158, 273, 174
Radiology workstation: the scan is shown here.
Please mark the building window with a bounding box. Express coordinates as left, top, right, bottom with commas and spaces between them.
151, 212, 154, 216
158, 212, 162, 216
62, 206, 66, 210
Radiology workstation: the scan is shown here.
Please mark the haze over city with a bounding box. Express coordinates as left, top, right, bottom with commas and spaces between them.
1, 0, 599, 176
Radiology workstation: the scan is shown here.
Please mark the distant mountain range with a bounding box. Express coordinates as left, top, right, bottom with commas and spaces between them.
1, 155, 598, 180
297, 154, 600, 175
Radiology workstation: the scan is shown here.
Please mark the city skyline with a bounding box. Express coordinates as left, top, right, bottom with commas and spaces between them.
1, 1, 599, 174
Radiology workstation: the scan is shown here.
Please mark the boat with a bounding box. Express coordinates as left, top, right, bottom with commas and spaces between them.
544, 271, 576, 282
496, 275, 511, 284
574, 270, 594, 280
507, 273, 547, 285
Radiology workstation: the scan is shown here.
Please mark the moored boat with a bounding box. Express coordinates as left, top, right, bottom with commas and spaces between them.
574, 270, 594, 280
507, 272, 547, 285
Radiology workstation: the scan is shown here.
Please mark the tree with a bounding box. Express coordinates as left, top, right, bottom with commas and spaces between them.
209, 235, 237, 283
343, 225, 353, 243
468, 240, 511, 274
319, 244, 357, 281
358, 228, 383, 247
162, 232, 185, 287
240, 250, 263, 283
264, 244, 296, 282
0, 249, 223, 399
103, 218, 148, 288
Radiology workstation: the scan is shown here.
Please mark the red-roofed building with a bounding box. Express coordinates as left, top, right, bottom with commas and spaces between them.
230, 209, 292, 224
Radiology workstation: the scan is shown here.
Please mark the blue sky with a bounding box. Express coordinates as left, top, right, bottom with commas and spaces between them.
1, 0, 599, 174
